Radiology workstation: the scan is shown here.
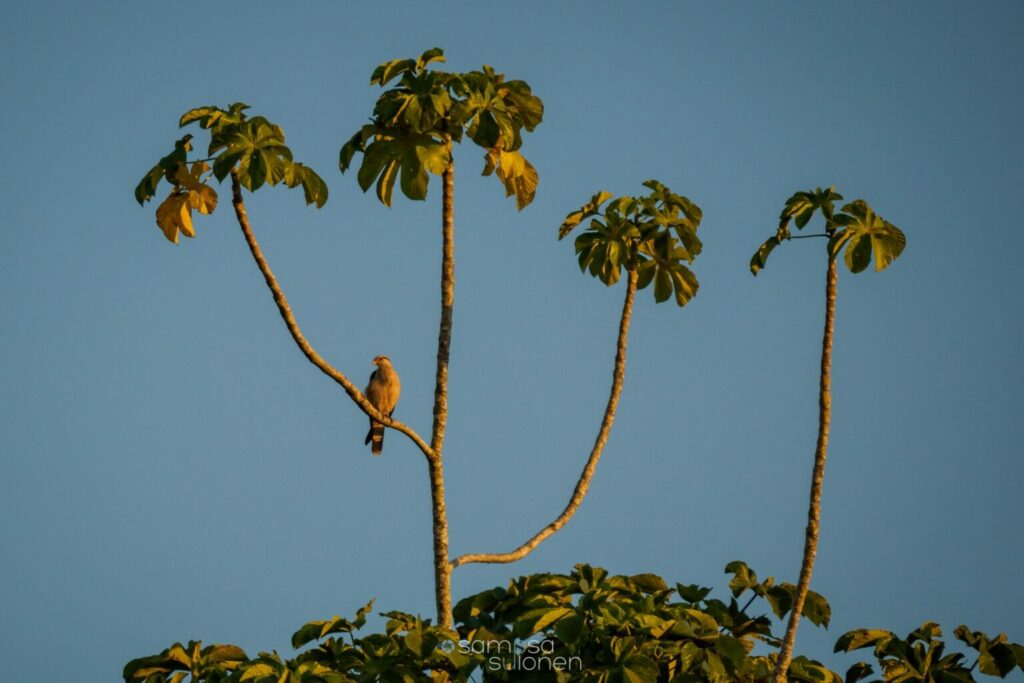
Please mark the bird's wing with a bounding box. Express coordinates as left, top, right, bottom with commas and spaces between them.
382, 372, 400, 413
366, 369, 383, 407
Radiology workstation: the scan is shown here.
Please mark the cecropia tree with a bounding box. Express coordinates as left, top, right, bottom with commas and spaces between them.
750, 187, 906, 682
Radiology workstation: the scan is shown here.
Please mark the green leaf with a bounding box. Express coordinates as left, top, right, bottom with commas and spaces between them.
834, 629, 894, 653
630, 574, 669, 593
724, 561, 758, 598
371, 58, 417, 86
378, 159, 400, 206
519, 606, 575, 636
559, 191, 613, 239
670, 266, 699, 307
1011, 643, 1024, 672
763, 585, 793, 619
399, 152, 428, 201
653, 268, 671, 303
715, 636, 747, 667
134, 134, 193, 205
802, 590, 832, 628
179, 102, 250, 130
636, 259, 656, 290
555, 613, 585, 645
828, 200, 906, 273
283, 163, 329, 208
482, 147, 538, 210
291, 612, 362, 649
750, 234, 782, 275
676, 583, 712, 603
844, 662, 873, 683
621, 654, 660, 683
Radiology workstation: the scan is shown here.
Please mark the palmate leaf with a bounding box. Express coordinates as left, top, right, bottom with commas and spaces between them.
559, 190, 614, 239
828, 200, 906, 273
834, 629, 895, 653
749, 187, 843, 274
750, 188, 907, 276
563, 181, 704, 308
640, 231, 700, 307
123, 641, 247, 683
459, 65, 543, 153
482, 147, 538, 210
134, 134, 193, 205
750, 233, 784, 275
954, 626, 1022, 677
175, 161, 218, 214
373, 70, 454, 133
354, 133, 450, 205
370, 47, 445, 87
179, 102, 250, 132
344, 50, 542, 210
151, 162, 219, 245
176, 106, 328, 208
283, 162, 329, 208
155, 190, 194, 244
137, 104, 328, 244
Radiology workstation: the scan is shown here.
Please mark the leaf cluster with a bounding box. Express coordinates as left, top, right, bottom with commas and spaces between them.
836, 622, 1024, 682
750, 187, 905, 275
123, 641, 247, 683
558, 180, 704, 308
124, 564, 1023, 683
453, 562, 840, 683
339, 48, 543, 208
134, 103, 327, 244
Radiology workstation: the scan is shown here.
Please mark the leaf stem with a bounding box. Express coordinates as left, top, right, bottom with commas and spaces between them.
788, 233, 829, 240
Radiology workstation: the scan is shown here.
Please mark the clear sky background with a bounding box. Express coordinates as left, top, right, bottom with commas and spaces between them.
2, 2, 1022, 681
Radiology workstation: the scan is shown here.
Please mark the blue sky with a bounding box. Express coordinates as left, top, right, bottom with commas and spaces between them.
2, 2, 1022, 680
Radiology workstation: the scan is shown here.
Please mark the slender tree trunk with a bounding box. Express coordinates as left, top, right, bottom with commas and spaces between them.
429, 141, 455, 628
773, 258, 838, 682
450, 265, 638, 567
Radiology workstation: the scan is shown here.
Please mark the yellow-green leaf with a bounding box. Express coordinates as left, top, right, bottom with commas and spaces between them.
155, 191, 194, 243
483, 148, 538, 210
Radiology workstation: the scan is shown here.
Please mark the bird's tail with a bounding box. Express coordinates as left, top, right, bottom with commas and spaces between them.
365, 421, 384, 456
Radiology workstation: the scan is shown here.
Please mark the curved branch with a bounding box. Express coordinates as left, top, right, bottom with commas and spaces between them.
451, 266, 638, 568
228, 170, 433, 459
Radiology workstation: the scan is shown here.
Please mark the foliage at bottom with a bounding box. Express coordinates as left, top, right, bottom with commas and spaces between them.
125, 563, 1024, 683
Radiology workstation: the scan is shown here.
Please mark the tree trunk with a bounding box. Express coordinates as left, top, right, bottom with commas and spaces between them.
429, 142, 455, 628
773, 257, 837, 682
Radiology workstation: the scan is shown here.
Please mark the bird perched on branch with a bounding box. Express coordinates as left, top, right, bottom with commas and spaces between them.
364, 355, 401, 455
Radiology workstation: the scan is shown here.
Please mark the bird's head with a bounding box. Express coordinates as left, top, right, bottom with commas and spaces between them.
372, 355, 392, 368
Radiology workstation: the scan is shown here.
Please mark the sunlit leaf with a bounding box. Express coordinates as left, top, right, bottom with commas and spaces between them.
750, 234, 783, 275
559, 191, 613, 239
134, 135, 193, 205
155, 190, 193, 244
829, 200, 906, 273
834, 629, 894, 653
482, 147, 538, 210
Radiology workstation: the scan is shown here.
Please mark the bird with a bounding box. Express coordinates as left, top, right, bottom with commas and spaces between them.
364, 355, 401, 455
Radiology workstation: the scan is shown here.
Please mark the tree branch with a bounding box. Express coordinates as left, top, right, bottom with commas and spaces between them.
450, 266, 638, 568
228, 170, 433, 460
